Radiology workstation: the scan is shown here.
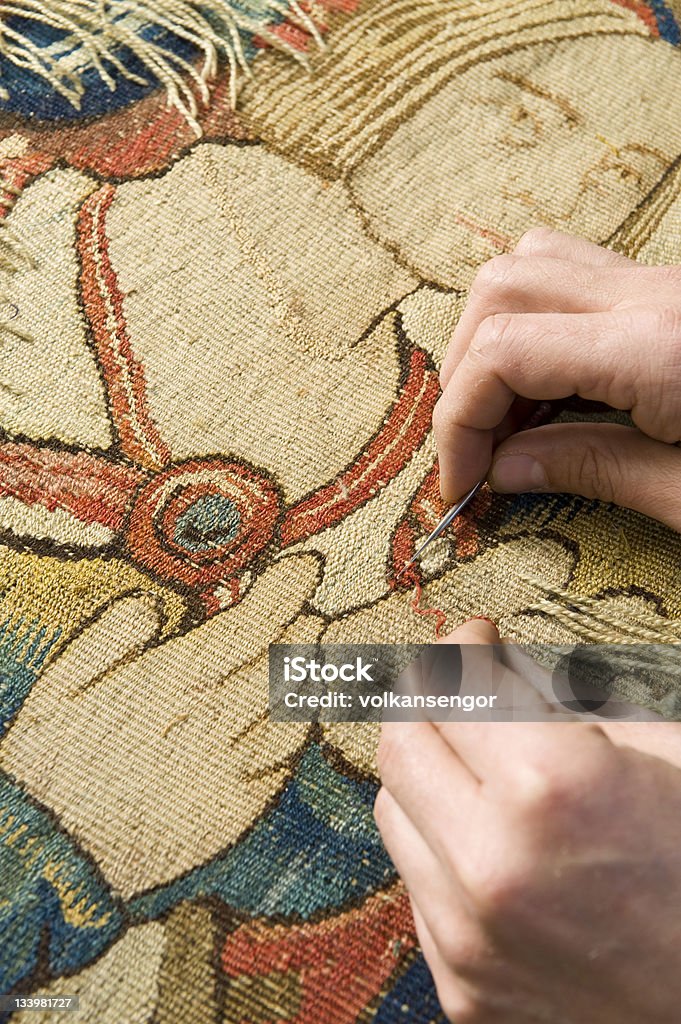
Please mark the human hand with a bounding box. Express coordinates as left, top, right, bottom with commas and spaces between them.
375, 618, 681, 1023
433, 228, 681, 530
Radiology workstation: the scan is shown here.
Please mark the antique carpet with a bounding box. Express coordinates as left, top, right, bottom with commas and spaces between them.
2, 1, 681, 1021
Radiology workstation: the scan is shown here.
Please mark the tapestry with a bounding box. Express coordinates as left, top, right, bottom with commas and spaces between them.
2, 1, 681, 1020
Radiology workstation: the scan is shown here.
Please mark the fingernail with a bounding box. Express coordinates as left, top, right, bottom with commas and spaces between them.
470, 616, 496, 626
490, 454, 548, 492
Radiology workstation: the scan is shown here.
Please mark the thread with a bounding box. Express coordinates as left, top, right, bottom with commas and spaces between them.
400, 565, 447, 638
518, 572, 681, 643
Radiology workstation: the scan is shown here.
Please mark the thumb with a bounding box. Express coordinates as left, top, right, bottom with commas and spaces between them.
488, 423, 681, 532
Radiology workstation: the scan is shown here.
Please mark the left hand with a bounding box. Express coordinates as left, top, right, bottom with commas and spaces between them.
375, 618, 681, 1023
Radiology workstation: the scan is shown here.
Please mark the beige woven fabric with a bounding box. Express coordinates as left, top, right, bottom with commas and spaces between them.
3, 1, 681, 1020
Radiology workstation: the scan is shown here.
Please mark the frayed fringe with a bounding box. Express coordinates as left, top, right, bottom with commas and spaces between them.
0, 0, 325, 133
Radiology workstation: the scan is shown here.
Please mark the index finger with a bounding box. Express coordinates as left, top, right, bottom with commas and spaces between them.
433, 308, 641, 501
439, 235, 632, 389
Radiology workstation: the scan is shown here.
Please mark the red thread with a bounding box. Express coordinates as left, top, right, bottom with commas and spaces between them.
401, 565, 447, 638
0, 441, 143, 528
390, 520, 416, 585
389, 508, 448, 638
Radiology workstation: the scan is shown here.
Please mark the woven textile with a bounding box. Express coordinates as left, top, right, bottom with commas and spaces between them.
2, 1, 681, 1020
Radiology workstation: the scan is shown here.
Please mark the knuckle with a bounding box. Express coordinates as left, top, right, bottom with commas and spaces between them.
456, 832, 522, 922
471, 254, 517, 296
508, 741, 616, 823
429, 920, 470, 969
512, 760, 577, 815
434, 933, 468, 972
432, 396, 444, 432
514, 225, 555, 255
469, 858, 526, 925
444, 1002, 480, 1024
432, 396, 449, 439
429, 923, 490, 977
469, 314, 510, 362
628, 307, 681, 441
432, 394, 461, 443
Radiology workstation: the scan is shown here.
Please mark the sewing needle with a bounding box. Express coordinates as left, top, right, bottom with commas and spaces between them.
396, 478, 484, 578
395, 401, 558, 579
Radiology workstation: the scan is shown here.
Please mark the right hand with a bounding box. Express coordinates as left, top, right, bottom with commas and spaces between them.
433, 227, 681, 531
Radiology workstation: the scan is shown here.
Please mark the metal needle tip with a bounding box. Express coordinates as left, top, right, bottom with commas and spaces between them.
394, 401, 557, 580
395, 479, 484, 578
